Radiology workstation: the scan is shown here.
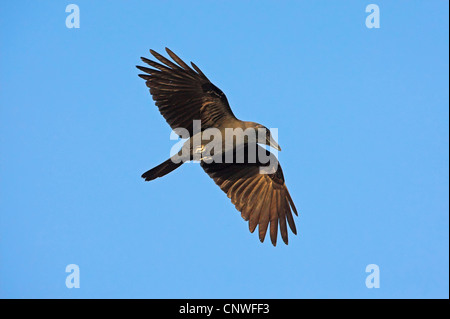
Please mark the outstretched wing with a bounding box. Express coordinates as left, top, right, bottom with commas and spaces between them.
200, 144, 298, 246
137, 48, 236, 136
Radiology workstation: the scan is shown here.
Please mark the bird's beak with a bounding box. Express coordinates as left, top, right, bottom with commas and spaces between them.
268, 136, 281, 151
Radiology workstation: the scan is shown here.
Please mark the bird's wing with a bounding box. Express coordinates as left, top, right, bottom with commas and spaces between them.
200, 144, 298, 246
137, 48, 236, 136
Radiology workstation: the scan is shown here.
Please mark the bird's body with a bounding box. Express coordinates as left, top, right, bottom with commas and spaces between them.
137, 48, 298, 246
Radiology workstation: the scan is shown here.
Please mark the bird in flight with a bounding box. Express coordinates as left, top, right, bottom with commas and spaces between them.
137, 48, 298, 246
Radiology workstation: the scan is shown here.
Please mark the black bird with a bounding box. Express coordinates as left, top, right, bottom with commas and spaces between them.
137, 48, 298, 246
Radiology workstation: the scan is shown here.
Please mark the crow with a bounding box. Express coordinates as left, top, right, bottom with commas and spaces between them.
137, 48, 298, 245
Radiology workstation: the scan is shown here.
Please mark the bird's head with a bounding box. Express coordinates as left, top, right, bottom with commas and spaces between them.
245, 122, 281, 151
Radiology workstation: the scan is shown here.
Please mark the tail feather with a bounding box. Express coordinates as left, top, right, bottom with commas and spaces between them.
141, 158, 183, 181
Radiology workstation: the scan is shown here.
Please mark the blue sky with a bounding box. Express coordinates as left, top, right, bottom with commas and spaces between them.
0, 1, 448, 299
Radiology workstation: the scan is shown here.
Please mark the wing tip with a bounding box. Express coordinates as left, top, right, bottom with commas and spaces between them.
138, 74, 151, 81
136, 65, 151, 73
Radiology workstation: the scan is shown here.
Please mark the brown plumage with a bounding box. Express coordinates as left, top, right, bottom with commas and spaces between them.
137, 48, 298, 246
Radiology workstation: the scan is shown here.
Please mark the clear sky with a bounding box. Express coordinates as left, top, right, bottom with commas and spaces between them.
0, 1, 448, 299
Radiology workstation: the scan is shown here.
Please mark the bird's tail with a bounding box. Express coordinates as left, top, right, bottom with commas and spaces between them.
141, 158, 183, 181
